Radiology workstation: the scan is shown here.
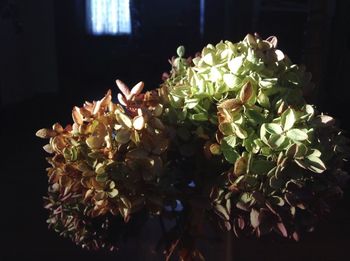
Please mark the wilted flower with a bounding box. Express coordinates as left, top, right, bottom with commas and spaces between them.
37, 85, 170, 248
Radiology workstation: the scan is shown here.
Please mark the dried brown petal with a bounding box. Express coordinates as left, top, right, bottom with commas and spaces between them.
115, 111, 132, 129
43, 144, 54, 153
258, 41, 272, 50
129, 81, 144, 98
275, 50, 285, 61
217, 98, 242, 111
117, 93, 127, 106
72, 106, 83, 125
84, 188, 94, 200
52, 123, 64, 133
245, 33, 257, 47
234, 156, 247, 176
133, 115, 145, 130
59, 175, 73, 188
266, 36, 278, 48
100, 89, 112, 107
86, 135, 104, 149
209, 143, 221, 155
108, 102, 117, 112
94, 191, 107, 201
50, 136, 67, 153
36, 128, 57, 139
92, 100, 102, 115
116, 79, 130, 97
239, 82, 253, 104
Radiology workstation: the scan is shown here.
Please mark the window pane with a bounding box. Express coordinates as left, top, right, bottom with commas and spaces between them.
87, 0, 131, 35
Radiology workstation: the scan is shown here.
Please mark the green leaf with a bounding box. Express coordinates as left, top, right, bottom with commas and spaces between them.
251, 159, 275, 175
108, 188, 119, 198
281, 108, 296, 130
305, 104, 314, 116
253, 139, 265, 148
261, 146, 272, 156
294, 159, 308, 169
305, 155, 326, 173
63, 147, 78, 161
115, 129, 131, 144
171, 86, 189, 98
264, 123, 283, 134
286, 129, 308, 141
257, 91, 270, 108
96, 173, 108, 182
299, 104, 314, 120
223, 135, 237, 148
221, 140, 240, 164
185, 98, 199, 109
245, 109, 265, 125
245, 175, 258, 187
95, 163, 105, 175
286, 144, 297, 158
240, 192, 252, 204
176, 45, 185, 57
268, 134, 288, 150
270, 196, 285, 206
232, 123, 248, 139
294, 144, 308, 158
214, 204, 230, 220
269, 175, 284, 189
259, 78, 278, 88
260, 124, 268, 144
190, 113, 208, 121
243, 135, 259, 153
307, 149, 321, 158
219, 122, 235, 136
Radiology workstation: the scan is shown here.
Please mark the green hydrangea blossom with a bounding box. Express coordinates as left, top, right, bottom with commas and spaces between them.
164, 34, 349, 239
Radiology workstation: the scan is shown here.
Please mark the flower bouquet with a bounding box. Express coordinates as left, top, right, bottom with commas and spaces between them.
36, 34, 349, 260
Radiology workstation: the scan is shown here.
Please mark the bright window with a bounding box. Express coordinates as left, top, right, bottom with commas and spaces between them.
86, 0, 131, 35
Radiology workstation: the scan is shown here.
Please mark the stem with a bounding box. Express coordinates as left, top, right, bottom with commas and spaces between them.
226, 231, 233, 261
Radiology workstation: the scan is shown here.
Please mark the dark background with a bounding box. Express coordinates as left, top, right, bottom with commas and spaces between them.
1, 0, 350, 260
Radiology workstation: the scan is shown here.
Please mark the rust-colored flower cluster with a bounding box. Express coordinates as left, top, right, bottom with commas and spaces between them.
37, 81, 170, 249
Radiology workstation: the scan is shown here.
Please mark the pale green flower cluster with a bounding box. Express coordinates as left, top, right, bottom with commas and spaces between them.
165, 34, 348, 238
